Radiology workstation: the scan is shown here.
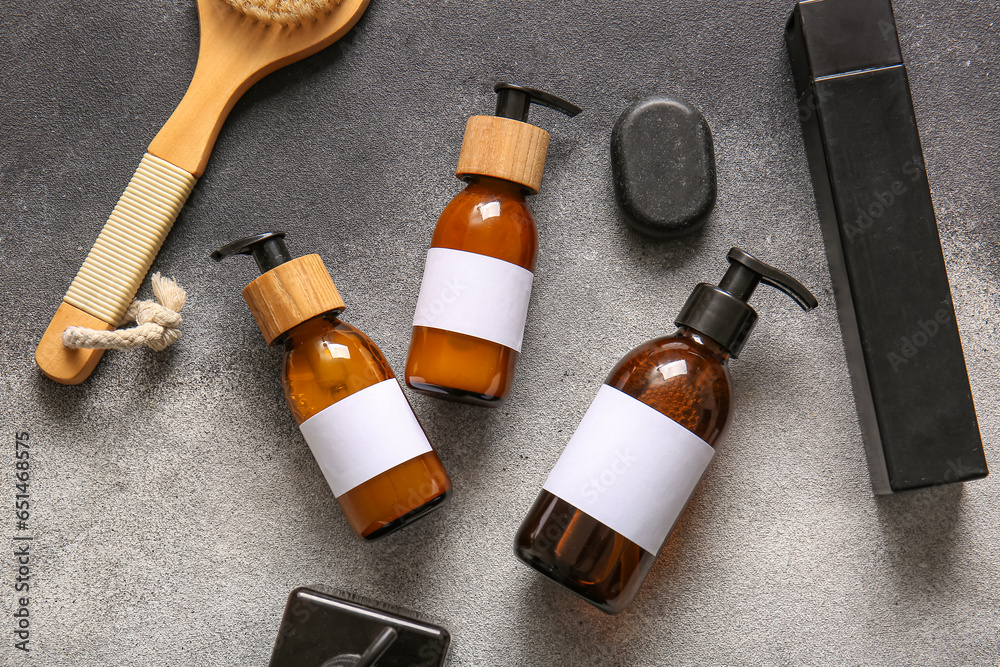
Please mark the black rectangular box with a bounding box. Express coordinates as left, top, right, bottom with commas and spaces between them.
785, 0, 988, 493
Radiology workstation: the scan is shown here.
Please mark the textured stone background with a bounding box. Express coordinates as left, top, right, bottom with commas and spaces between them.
1, 0, 998, 664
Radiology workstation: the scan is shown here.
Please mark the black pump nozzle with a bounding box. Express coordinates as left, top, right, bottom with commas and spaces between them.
493, 83, 582, 123
210, 232, 292, 274
676, 247, 818, 358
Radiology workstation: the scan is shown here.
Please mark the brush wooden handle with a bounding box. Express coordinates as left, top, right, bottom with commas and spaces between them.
36, 28, 242, 384
36, 0, 371, 385
151, 0, 373, 176
36, 154, 197, 384
36, 304, 115, 385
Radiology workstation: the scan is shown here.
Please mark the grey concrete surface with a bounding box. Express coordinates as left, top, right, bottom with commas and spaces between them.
1, 0, 998, 664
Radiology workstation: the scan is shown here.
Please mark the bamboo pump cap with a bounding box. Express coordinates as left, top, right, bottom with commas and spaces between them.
211, 232, 345, 345
456, 84, 582, 194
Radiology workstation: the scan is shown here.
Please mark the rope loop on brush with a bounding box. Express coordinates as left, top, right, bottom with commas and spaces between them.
62, 273, 186, 351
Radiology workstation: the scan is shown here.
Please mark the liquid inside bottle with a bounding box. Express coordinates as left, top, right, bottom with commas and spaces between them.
284, 313, 452, 539
406, 176, 537, 406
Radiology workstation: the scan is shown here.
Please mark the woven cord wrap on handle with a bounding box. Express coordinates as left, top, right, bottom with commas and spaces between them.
64, 153, 197, 325
63, 273, 186, 351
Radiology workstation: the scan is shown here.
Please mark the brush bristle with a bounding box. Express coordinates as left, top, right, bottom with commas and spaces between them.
223, 0, 343, 25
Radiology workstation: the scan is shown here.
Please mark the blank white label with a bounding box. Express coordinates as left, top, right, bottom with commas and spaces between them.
412, 247, 534, 352
542, 384, 715, 554
298, 379, 433, 497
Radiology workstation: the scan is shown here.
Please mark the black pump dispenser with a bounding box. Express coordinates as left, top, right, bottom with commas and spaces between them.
676, 247, 818, 358
210, 231, 292, 273
493, 83, 582, 123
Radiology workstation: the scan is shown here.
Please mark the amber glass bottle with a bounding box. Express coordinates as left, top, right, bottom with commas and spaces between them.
406, 176, 536, 404
515, 327, 731, 613
213, 232, 451, 540
515, 248, 818, 613
405, 83, 581, 406
283, 314, 451, 538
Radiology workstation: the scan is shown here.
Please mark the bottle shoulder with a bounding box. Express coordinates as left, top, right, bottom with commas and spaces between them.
606, 333, 733, 445
281, 316, 394, 423
430, 180, 537, 270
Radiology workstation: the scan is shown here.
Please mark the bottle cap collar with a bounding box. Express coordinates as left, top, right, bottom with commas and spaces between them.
212, 232, 345, 345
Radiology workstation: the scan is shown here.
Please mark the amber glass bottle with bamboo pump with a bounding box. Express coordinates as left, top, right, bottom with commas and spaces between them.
405, 84, 582, 406
213, 232, 451, 540
515, 248, 818, 613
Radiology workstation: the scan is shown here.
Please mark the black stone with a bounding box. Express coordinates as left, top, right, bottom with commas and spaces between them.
610, 95, 716, 239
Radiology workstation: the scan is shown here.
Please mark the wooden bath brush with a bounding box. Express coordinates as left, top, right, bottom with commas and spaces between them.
35, 0, 371, 384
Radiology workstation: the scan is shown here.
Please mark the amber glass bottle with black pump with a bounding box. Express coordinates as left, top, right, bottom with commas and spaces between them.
213, 232, 451, 540
405, 83, 581, 406
515, 248, 818, 613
